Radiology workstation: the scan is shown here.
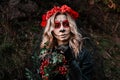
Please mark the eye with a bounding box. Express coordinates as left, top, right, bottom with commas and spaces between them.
55, 23, 60, 28
63, 22, 69, 28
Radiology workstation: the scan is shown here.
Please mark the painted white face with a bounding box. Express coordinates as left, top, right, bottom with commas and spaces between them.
53, 14, 71, 45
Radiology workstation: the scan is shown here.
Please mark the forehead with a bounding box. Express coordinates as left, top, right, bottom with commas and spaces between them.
55, 14, 67, 21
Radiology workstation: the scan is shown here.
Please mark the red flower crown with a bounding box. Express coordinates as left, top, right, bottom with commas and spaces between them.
40, 5, 79, 27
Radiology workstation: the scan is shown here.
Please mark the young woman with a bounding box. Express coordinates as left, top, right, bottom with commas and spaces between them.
40, 5, 93, 80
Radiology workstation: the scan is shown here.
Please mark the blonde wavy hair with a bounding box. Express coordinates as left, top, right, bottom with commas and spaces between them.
40, 12, 83, 57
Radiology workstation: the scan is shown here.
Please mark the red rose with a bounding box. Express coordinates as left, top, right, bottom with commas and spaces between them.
61, 5, 71, 13
46, 11, 53, 20
40, 21, 46, 27
42, 14, 46, 21
40, 5, 79, 27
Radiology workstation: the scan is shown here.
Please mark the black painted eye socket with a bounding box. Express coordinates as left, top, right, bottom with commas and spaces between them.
63, 22, 69, 28
55, 22, 69, 29
55, 23, 61, 28
54, 20, 69, 29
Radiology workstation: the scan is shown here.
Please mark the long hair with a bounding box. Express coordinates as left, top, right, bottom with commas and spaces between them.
40, 12, 83, 57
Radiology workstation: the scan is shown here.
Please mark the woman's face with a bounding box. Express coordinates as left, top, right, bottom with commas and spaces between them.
53, 14, 71, 45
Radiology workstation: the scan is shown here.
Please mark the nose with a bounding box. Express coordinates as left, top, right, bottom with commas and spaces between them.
60, 29, 65, 32
59, 24, 65, 32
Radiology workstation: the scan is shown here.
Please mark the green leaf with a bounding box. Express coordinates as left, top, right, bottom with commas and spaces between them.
40, 48, 46, 54
25, 72, 30, 76
45, 73, 49, 77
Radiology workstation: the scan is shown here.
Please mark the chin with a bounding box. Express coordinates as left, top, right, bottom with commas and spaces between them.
59, 38, 69, 41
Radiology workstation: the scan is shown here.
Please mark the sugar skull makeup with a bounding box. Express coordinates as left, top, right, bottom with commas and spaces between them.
54, 20, 69, 29
53, 14, 71, 45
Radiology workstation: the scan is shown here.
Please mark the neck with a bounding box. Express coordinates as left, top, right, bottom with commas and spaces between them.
57, 40, 69, 46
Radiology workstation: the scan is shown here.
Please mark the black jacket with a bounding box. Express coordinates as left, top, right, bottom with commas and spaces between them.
51, 45, 93, 80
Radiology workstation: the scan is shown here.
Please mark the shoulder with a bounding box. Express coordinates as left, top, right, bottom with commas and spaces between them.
76, 48, 93, 62
78, 48, 91, 58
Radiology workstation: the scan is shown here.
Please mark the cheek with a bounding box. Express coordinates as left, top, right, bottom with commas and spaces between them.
52, 31, 59, 39
53, 29, 59, 35
66, 28, 71, 33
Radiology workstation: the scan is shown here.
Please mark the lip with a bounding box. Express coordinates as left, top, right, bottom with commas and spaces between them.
60, 34, 67, 38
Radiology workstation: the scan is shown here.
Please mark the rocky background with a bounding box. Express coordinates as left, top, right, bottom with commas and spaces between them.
0, 0, 120, 80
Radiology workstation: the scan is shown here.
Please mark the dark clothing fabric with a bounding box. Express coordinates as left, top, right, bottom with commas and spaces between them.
52, 45, 93, 80
39, 44, 93, 80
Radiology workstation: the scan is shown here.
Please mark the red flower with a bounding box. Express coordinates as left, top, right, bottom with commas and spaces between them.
69, 9, 79, 19
41, 14, 47, 27
61, 5, 71, 13
40, 21, 46, 27
53, 6, 60, 12
42, 14, 47, 21
40, 5, 79, 27
42, 76, 48, 80
40, 59, 50, 75
58, 66, 68, 75
39, 49, 69, 80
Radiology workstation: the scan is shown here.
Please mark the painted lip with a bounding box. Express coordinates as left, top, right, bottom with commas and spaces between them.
54, 33, 69, 38
59, 34, 68, 38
